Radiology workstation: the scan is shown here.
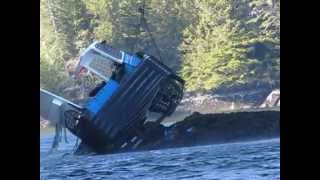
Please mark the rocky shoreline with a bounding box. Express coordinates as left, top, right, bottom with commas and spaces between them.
40, 88, 280, 128
156, 108, 279, 149
177, 88, 279, 113
41, 86, 280, 154
41, 87, 280, 153
75, 107, 279, 155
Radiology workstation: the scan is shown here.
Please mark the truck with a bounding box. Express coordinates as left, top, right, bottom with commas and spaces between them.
40, 41, 184, 154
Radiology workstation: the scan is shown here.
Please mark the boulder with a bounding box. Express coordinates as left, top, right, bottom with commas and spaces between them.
260, 89, 280, 108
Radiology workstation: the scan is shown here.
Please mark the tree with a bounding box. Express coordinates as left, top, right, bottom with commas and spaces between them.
245, 0, 280, 87
40, 0, 68, 93
46, 0, 92, 55
40, 0, 280, 96
179, 0, 260, 91
83, 0, 113, 42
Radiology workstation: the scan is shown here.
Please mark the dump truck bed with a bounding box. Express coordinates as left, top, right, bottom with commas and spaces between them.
40, 89, 82, 125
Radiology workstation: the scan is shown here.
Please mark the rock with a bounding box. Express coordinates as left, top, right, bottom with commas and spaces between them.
230, 102, 235, 110
177, 86, 274, 113
260, 89, 280, 108
40, 117, 50, 128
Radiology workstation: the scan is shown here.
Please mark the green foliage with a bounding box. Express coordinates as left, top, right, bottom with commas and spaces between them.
180, 0, 257, 91
40, 0, 93, 93
245, 0, 280, 85
179, 0, 279, 91
46, 0, 92, 54
40, 0, 280, 94
40, 60, 67, 93
83, 0, 113, 42
40, 0, 68, 93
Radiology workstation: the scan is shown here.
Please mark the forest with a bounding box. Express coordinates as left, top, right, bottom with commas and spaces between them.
40, 0, 279, 96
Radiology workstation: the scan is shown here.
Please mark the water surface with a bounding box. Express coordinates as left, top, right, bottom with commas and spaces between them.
40, 133, 279, 180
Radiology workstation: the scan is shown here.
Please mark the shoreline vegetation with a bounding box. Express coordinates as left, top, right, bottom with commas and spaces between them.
40, 0, 280, 145
41, 0, 279, 97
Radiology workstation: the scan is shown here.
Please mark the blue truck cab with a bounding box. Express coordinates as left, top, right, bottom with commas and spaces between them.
78, 42, 142, 118
65, 41, 184, 154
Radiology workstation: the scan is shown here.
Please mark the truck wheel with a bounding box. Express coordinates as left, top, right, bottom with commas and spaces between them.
149, 78, 183, 116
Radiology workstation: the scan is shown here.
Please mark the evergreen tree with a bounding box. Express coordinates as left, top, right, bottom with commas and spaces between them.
40, 0, 68, 93
40, 0, 280, 95
179, 0, 260, 91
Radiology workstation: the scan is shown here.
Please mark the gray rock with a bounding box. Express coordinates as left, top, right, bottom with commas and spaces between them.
260, 89, 280, 108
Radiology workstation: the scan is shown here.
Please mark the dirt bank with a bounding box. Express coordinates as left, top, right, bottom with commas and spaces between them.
141, 107, 279, 150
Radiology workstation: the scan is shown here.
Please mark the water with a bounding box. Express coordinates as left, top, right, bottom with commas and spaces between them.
40, 133, 280, 180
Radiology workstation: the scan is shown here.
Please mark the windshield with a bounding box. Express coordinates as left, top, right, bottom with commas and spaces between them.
78, 49, 115, 81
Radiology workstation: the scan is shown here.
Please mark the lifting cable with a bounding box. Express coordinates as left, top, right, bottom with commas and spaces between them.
134, 0, 163, 61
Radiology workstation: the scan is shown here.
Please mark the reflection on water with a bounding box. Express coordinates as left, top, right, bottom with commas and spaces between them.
41, 133, 279, 180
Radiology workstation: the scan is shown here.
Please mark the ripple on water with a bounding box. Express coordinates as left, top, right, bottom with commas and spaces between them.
92, 170, 113, 176
68, 169, 89, 177
40, 135, 279, 180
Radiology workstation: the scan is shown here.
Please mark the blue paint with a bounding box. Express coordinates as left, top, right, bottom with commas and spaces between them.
125, 64, 136, 73
123, 53, 141, 74
85, 53, 141, 118
85, 80, 119, 118
123, 53, 141, 67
